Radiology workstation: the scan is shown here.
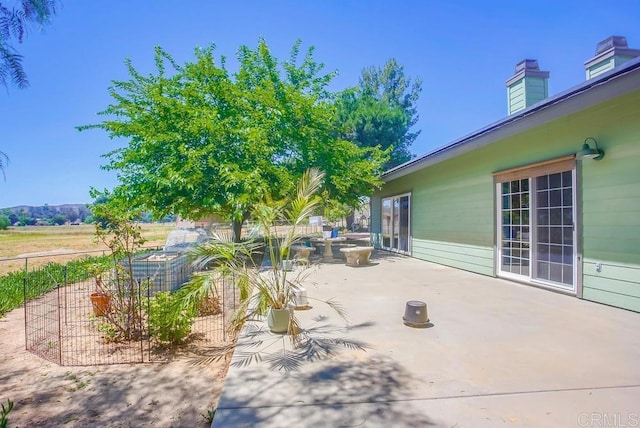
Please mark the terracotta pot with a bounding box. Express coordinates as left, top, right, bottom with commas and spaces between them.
90, 292, 112, 316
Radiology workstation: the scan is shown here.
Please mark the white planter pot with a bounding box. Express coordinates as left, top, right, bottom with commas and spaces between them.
281, 259, 294, 271
266, 308, 291, 333
293, 287, 308, 307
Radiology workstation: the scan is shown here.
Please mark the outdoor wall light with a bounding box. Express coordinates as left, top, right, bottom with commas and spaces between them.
577, 137, 605, 161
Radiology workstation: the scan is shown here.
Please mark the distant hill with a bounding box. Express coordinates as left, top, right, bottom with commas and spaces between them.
6, 203, 89, 212
2, 204, 91, 225
1, 205, 175, 227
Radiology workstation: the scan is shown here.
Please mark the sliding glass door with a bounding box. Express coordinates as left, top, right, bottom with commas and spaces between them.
534, 171, 575, 287
382, 193, 411, 253
497, 166, 576, 293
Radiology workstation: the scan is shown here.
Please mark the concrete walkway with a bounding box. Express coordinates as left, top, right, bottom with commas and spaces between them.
213, 253, 640, 427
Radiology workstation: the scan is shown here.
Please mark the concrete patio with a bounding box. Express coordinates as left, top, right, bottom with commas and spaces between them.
213, 252, 640, 427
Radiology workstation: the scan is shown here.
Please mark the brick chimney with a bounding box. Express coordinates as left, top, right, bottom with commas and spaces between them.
585, 36, 640, 79
506, 59, 549, 115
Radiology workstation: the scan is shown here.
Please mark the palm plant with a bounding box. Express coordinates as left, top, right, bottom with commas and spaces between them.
180, 229, 259, 315
184, 168, 346, 341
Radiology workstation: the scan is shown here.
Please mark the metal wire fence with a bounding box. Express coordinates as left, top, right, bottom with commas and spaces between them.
16, 250, 239, 366
5, 219, 366, 367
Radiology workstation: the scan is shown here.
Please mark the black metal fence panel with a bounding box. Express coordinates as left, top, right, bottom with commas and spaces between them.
24, 280, 61, 365
19, 250, 238, 366
58, 276, 146, 366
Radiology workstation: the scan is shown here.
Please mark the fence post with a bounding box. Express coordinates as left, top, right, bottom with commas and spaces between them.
221, 272, 236, 342
63, 266, 68, 326
139, 278, 144, 363
146, 277, 151, 362
223, 273, 227, 342
23, 275, 27, 351
57, 283, 63, 365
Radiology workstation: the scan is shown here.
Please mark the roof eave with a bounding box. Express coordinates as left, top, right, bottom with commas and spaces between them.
382, 56, 640, 182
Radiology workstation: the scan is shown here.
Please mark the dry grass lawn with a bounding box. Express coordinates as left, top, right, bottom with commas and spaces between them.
0, 223, 174, 275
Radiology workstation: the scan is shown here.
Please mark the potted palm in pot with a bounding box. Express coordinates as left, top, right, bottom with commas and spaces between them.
242, 168, 332, 334
185, 168, 345, 338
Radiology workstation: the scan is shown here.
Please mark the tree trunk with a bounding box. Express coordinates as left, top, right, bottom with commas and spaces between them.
231, 219, 243, 243
346, 211, 355, 231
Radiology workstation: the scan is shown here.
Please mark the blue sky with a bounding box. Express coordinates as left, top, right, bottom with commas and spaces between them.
1, 0, 639, 207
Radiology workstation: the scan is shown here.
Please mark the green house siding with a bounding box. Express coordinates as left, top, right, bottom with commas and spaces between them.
583, 261, 640, 312
587, 57, 616, 79
579, 97, 640, 311
374, 149, 495, 276
413, 239, 494, 275
508, 79, 526, 114
375, 88, 640, 312
524, 78, 548, 105
508, 77, 548, 115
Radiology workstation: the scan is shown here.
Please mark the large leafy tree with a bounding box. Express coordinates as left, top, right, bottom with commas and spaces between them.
0, 0, 57, 89
337, 58, 422, 170
80, 40, 388, 241
335, 90, 409, 169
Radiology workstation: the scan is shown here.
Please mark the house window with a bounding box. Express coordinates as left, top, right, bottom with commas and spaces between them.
381, 193, 411, 253
494, 156, 577, 293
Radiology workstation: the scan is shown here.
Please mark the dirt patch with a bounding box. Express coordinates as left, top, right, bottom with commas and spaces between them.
0, 223, 236, 426
1, 305, 232, 427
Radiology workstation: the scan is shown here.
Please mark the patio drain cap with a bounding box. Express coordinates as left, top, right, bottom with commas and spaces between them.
403, 300, 429, 327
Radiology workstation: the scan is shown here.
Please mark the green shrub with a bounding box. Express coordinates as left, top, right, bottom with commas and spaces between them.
97, 321, 119, 343
147, 291, 195, 345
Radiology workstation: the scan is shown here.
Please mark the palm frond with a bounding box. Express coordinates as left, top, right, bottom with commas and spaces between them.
183, 169, 341, 360
264, 349, 305, 372
188, 231, 260, 272
176, 271, 219, 313
230, 351, 264, 368
0, 44, 28, 88
322, 297, 348, 322
286, 168, 325, 226
188, 343, 235, 367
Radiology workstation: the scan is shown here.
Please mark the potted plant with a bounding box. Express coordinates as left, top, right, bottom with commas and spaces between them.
186, 168, 345, 338
89, 266, 112, 317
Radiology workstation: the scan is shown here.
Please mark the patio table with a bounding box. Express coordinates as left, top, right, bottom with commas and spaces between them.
311, 237, 347, 261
